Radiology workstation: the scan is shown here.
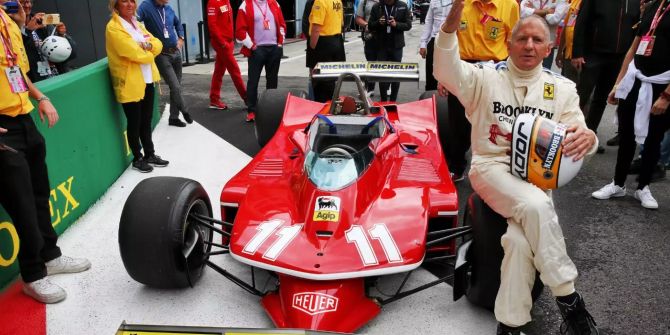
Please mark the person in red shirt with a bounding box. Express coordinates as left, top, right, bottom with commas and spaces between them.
235, 0, 286, 122
207, 0, 247, 111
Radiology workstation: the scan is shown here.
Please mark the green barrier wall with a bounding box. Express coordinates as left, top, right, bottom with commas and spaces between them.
0, 59, 159, 289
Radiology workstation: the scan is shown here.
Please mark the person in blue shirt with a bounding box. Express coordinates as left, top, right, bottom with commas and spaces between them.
137, 0, 192, 127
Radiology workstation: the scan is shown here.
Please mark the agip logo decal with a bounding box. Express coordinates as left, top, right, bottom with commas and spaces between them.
292, 292, 339, 315
313, 196, 341, 222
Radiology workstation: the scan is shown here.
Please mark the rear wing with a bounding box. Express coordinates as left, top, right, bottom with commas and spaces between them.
312, 61, 420, 83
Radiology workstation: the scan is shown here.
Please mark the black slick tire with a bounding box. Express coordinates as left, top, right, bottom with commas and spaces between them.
255, 89, 307, 148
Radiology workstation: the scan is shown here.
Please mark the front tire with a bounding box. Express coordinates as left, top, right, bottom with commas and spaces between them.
119, 177, 213, 288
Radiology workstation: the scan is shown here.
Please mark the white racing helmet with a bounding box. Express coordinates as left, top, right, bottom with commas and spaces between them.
510, 114, 583, 190
40, 36, 72, 63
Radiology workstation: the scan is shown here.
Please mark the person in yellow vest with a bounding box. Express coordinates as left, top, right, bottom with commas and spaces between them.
1, 1, 90, 304
555, 0, 581, 83
106, 0, 169, 173
309, 0, 346, 102
436, 0, 519, 181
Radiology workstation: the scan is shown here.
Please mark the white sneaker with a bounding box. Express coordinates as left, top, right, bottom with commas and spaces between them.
23, 278, 66, 304
46, 255, 91, 276
592, 181, 626, 200
634, 186, 659, 209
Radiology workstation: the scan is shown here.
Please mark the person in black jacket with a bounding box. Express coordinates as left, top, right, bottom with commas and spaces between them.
368, 0, 411, 102
571, 0, 640, 153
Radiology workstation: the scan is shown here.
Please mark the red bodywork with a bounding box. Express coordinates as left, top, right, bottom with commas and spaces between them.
220, 95, 458, 333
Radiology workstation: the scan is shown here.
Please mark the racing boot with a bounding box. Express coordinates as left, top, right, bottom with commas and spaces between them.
496, 323, 523, 335
556, 293, 599, 335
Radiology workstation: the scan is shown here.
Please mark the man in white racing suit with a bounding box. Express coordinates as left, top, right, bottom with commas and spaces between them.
434, 2, 599, 334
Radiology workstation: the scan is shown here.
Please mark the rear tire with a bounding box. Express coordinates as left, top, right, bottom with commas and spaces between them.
119, 177, 213, 288
463, 193, 544, 310
255, 89, 307, 148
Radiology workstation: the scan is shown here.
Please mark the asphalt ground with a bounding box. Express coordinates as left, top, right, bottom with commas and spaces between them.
164, 27, 670, 334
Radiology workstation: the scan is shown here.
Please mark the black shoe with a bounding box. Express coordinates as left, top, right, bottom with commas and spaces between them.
183, 112, 193, 124
596, 145, 605, 154
556, 293, 599, 335
496, 323, 522, 335
606, 134, 619, 146
132, 159, 153, 173
169, 118, 186, 127
145, 154, 169, 167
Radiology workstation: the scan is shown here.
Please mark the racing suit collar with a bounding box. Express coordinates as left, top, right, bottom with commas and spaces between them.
506, 59, 542, 88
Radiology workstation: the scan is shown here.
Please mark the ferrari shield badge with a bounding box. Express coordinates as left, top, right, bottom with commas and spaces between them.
459, 20, 467, 30
488, 26, 500, 39
543, 83, 555, 100
313, 196, 341, 222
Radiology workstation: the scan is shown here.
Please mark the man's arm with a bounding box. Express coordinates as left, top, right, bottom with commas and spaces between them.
392, 3, 412, 31
419, 3, 435, 52
545, 0, 569, 26
570, 0, 591, 69
309, 23, 322, 49
206, 1, 226, 43
234, 4, 254, 50
433, 0, 486, 113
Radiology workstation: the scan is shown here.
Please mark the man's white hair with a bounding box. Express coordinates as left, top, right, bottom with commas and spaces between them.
511, 15, 551, 43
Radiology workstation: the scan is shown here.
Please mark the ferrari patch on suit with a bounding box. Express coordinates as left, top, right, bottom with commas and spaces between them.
543, 83, 555, 100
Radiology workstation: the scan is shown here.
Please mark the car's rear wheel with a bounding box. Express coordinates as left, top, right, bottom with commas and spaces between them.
119, 177, 213, 288
419, 91, 449, 153
255, 89, 307, 148
462, 193, 544, 310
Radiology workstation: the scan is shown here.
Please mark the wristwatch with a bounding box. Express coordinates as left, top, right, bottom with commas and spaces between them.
37, 96, 50, 102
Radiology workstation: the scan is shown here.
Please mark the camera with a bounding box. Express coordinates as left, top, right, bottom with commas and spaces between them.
1, 1, 20, 14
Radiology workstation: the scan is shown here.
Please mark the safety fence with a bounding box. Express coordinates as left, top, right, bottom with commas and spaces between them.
0, 59, 159, 289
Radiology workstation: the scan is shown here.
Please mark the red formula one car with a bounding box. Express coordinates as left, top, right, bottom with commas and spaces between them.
118, 62, 540, 333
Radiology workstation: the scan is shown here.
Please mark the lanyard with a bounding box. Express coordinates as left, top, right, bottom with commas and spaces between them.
384, 4, 396, 18
254, 0, 269, 21
157, 7, 168, 32
0, 12, 17, 67
647, 0, 670, 36
476, 1, 496, 24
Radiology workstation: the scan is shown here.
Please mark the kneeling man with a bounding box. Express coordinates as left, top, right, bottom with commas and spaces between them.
434, 1, 599, 334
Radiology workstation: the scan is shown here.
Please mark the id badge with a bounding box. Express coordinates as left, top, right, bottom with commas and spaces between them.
163, 28, 170, 38
5, 66, 28, 93
263, 20, 270, 30
387, 25, 391, 33
36, 61, 51, 76
636, 36, 655, 56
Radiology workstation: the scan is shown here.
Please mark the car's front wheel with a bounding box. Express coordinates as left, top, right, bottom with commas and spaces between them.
119, 177, 213, 288
255, 89, 307, 148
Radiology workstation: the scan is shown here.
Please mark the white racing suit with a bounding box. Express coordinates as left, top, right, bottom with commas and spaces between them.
433, 32, 597, 327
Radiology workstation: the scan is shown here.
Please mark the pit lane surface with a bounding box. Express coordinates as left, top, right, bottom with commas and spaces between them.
3, 27, 669, 335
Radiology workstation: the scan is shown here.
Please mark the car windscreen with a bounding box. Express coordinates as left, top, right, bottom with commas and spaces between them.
305, 146, 374, 191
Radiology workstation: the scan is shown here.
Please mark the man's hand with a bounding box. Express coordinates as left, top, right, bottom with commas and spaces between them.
7, 1, 27, 28
419, 47, 427, 59
38, 100, 59, 128
562, 125, 596, 161
651, 96, 669, 115
379, 16, 387, 25
437, 82, 449, 97
55, 23, 67, 36
389, 16, 397, 27
177, 37, 184, 50
26, 13, 46, 31
607, 87, 619, 105
571, 57, 585, 71
0, 127, 6, 134
441, 0, 464, 33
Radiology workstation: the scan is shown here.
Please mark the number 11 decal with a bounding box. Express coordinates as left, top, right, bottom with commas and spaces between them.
243, 220, 303, 261
345, 223, 403, 266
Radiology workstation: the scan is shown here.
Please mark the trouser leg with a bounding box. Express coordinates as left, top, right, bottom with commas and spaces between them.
265, 45, 282, 89
122, 101, 143, 160
156, 52, 187, 119
223, 40, 247, 101
585, 54, 622, 133
246, 47, 265, 112
0, 115, 60, 283
561, 57, 579, 84
139, 85, 156, 157
377, 48, 391, 101
209, 40, 227, 103
364, 41, 377, 92
389, 47, 403, 102
425, 37, 437, 91
445, 94, 470, 175
638, 83, 670, 188
576, 54, 601, 112
313, 36, 343, 103
469, 163, 578, 327
614, 80, 641, 186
